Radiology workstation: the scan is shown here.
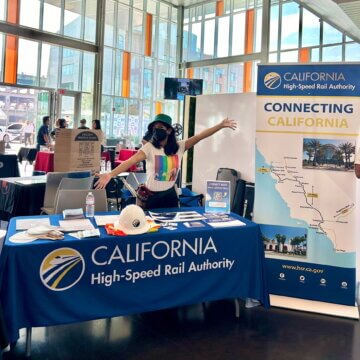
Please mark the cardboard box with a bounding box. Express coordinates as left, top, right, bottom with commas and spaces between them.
0, 141, 5, 154
54, 129, 101, 172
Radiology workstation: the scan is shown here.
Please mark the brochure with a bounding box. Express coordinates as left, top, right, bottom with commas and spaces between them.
204, 213, 246, 228
205, 180, 231, 214
149, 211, 205, 223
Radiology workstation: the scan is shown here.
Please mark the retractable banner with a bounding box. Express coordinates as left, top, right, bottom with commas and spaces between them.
255, 64, 360, 306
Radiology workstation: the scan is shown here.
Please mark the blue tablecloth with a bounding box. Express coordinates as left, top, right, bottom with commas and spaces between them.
0, 208, 269, 343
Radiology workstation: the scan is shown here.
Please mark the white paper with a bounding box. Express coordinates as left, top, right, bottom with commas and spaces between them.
94, 215, 120, 226
59, 219, 95, 232
206, 220, 246, 228
16, 218, 51, 231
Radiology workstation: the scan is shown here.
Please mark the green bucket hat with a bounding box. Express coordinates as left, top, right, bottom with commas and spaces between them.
148, 113, 172, 131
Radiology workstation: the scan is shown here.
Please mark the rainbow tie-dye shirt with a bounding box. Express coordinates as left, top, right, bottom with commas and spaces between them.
140, 140, 186, 192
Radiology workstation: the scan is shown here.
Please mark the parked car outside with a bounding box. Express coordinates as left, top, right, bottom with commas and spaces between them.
6, 123, 26, 143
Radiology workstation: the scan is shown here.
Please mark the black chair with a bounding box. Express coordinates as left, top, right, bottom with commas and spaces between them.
216, 167, 240, 211
0, 154, 20, 178
232, 180, 255, 220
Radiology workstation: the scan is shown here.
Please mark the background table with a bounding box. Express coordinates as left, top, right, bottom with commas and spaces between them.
0, 209, 269, 343
34, 151, 54, 173
0, 154, 20, 178
0, 176, 46, 221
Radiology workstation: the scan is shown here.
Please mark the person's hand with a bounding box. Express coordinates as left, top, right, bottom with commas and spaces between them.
220, 117, 237, 130
94, 172, 111, 189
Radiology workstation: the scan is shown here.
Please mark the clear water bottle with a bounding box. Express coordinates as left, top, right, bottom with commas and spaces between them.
100, 159, 106, 173
85, 191, 95, 217
106, 160, 112, 172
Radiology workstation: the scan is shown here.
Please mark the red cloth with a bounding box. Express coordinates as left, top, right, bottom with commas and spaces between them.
101, 151, 111, 162
34, 151, 54, 173
114, 149, 140, 172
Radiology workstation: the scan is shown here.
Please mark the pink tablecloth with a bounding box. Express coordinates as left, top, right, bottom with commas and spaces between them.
34, 151, 54, 173
114, 149, 140, 172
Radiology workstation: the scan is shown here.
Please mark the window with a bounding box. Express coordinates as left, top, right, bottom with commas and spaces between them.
302, 9, 319, 47
64, 0, 83, 39
217, 17, 230, 57
18, 39, 39, 86
280, 2, 299, 50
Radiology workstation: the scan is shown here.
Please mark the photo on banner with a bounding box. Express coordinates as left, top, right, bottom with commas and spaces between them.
254, 64, 360, 308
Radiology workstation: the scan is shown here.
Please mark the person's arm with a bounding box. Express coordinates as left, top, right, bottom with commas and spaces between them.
355, 164, 360, 179
94, 150, 146, 189
185, 117, 237, 151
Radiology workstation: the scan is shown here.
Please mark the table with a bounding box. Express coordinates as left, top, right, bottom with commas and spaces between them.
0, 209, 269, 344
34, 151, 111, 173
17, 147, 37, 165
0, 154, 20, 178
0, 176, 46, 221
34, 151, 54, 173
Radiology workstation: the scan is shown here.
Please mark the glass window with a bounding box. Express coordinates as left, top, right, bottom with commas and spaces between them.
163, 101, 177, 124
133, 0, 143, 11
0, 0, 5, 21
323, 22, 343, 45
147, 0, 157, 15
113, 97, 127, 137
302, 8, 319, 47
280, 50, 298, 62
311, 48, 319, 62
204, 2, 216, 18
82, 52, 95, 93
280, 2, 299, 50
119, 0, 130, 5
170, 23, 177, 62
224, 0, 231, 14
43, 0, 62, 34
228, 63, 244, 93
132, 10, 144, 54
203, 19, 215, 59
142, 100, 151, 135
254, 7, 262, 53
18, 39, 39, 86
202, 66, 214, 94
84, 0, 97, 43
81, 93, 93, 121
269, 3, 279, 52
0, 34, 4, 81
40, 43, 59, 88
102, 47, 114, 95
117, 5, 130, 50
214, 65, 227, 94
156, 61, 167, 99
171, 7, 178, 23
189, 22, 201, 60
268, 52, 278, 63
20, 0, 40, 29
114, 50, 122, 96
183, 24, 189, 61
144, 58, 154, 100
151, 15, 158, 58
345, 43, 360, 61
160, 3, 170, 19
217, 16, 230, 57
128, 99, 141, 141
184, 8, 189, 24
195, 6, 202, 21
232, 12, 245, 55
158, 20, 169, 60
101, 95, 112, 137
322, 45, 342, 62
130, 55, 142, 98
64, 0, 82, 39
234, 0, 246, 12
61, 48, 81, 91
104, 0, 115, 47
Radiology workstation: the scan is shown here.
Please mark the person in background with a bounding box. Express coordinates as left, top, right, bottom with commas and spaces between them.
23, 120, 35, 146
355, 148, 360, 178
95, 113, 236, 209
36, 116, 50, 151
78, 119, 89, 129
50, 118, 67, 140
92, 119, 106, 153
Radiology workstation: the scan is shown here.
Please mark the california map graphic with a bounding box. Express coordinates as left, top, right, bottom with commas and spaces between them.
40, 248, 85, 291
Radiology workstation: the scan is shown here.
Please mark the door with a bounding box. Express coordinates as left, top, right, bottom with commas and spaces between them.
56, 90, 81, 128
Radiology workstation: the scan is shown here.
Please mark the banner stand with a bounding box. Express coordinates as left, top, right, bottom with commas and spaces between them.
270, 295, 359, 319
